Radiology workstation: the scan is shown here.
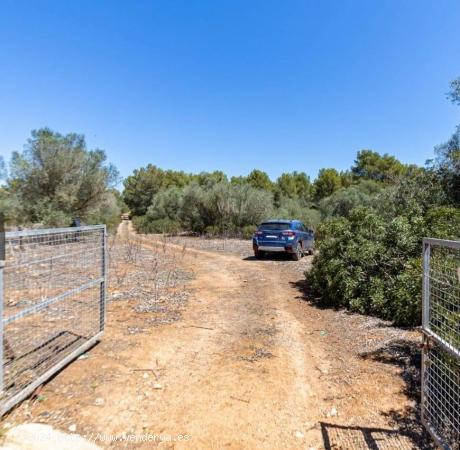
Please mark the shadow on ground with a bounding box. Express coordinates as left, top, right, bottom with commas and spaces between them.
360, 340, 434, 449
321, 422, 425, 450
290, 278, 435, 449
243, 253, 294, 262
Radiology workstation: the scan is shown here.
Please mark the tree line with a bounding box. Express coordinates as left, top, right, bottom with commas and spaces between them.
1, 77, 459, 326
122, 150, 415, 238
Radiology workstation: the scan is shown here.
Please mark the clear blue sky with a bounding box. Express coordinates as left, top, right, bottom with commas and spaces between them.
1, 0, 460, 182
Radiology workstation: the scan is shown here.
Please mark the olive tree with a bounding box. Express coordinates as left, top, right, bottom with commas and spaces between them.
8, 128, 119, 226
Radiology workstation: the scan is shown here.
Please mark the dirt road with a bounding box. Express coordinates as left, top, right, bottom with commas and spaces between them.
4, 223, 428, 449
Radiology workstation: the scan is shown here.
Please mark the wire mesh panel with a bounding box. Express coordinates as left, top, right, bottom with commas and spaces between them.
0, 225, 106, 415
422, 238, 460, 450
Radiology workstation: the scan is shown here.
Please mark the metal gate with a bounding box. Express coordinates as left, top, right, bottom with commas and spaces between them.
422, 238, 460, 449
0, 225, 106, 415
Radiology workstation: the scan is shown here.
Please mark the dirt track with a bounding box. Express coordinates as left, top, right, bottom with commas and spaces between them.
3, 222, 429, 449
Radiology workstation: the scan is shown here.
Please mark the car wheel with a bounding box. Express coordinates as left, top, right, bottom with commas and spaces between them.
292, 243, 302, 261
254, 249, 265, 259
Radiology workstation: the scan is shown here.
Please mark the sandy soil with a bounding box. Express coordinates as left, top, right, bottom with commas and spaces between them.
2, 222, 431, 449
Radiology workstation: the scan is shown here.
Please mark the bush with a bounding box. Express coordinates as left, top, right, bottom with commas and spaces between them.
318, 180, 381, 219
132, 216, 181, 234
308, 205, 460, 326
133, 181, 273, 236
241, 224, 257, 239
274, 197, 321, 229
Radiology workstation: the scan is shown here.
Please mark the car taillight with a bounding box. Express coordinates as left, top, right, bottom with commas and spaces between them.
282, 231, 295, 236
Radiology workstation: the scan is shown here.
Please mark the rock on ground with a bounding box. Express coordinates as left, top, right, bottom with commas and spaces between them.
0, 423, 101, 450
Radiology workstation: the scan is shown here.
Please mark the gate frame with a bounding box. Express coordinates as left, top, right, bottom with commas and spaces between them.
421, 237, 460, 449
0, 224, 107, 416
0, 213, 4, 395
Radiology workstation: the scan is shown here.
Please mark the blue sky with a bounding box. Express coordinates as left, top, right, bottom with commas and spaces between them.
1, 0, 460, 182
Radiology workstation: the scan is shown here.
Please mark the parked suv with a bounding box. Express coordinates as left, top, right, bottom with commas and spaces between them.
252, 219, 314, 260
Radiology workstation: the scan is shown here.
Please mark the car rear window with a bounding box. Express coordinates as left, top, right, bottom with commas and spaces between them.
259, 223, 291, 230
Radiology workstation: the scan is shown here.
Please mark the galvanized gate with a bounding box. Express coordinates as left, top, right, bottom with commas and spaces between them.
422, 238, 460, 449
0, 225, 107, 415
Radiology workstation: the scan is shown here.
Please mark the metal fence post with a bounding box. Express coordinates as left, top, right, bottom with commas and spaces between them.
422, 240, 430, 331
100, 225, 107, 332
0, 213, 4, 393
421, 240, 431, 429
420, 237, 460, 448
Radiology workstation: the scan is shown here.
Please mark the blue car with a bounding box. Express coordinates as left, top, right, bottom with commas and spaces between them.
252, 219, 315, 260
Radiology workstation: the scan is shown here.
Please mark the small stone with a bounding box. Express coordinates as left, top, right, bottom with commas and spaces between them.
153, 383, 163, 389
330, 407, 338, 417
143, 373, 149, 379
3, 424, 100, 450
68, 424, 77, 432
95, 397, 105, 406
294, 431, 304, 439
78, 354, 89, 360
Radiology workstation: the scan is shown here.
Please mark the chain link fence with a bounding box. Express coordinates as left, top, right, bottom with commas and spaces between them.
422, 238, 460, 449
0, 225, 106, 415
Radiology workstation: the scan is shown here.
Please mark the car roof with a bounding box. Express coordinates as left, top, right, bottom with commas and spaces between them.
261, 219, 300, 224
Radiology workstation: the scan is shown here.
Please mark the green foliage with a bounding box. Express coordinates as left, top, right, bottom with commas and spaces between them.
132, 181, 273, 236
448, 76, 460, 105
0, 156, 6, 180
318, 180, 382, 218
308, 208, 421, 325
86, 191, 123, 232
309, 199, 460, 326
377, 168, 446, 218
276, 172, 312, 202
351, 149, 407, 182
241, 224, 257, 239
274, 197, 321, 229
308, 80, 460, 327
123, 164, 191, 216
7, 128, 120, 227
133, 216, 182, 234
425, 206, 460, 239
193, 171, 228, 187
245, 169, 274, 191
313, 168, 342, 201
435, 125, 460, 205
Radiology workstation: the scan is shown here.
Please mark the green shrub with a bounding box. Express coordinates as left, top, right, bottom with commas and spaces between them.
308, 205, 460, 326
204, 225, 221, 236
241, 224, 257, 239
132, 216, 181, 234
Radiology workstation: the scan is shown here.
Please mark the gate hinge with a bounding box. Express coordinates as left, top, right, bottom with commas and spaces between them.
420, 330, 436, 351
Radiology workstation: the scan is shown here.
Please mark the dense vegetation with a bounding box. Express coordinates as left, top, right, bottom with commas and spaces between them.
1, 78, 459, 326
309, 80, 460, 326
123, 150, 411, 237
124, 166, 323, 237
0, 128, 123, 230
